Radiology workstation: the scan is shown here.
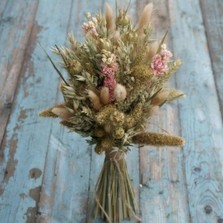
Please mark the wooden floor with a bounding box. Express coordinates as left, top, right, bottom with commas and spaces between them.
0, 0, 223, 222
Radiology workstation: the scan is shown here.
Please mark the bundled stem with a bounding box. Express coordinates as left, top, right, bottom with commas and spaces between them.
94, 148, 139, 222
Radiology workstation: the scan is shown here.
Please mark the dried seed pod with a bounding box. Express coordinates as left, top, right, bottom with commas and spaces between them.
151, 90, 170, 106
88, 90, 102, 111
39, 104, 72, 119
51, 107, 73, 119
110, 110, 125, 126
100, 87, 110, 104
96, 105, 115, 125
113, 127, 125, 139
114, 84, 127, 101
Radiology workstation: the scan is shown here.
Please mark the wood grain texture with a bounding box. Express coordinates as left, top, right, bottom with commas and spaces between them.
169, 0, 223, 222
0, 0, 8, 16
0, 0, 73, 222
0, 0, 223, 222
136, 0, 190, 222
0, 0, 39, 147
199, 0, 223, 117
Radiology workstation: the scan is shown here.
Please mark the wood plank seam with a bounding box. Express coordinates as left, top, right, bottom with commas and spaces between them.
167, 0, 193, 220
199, 0, 223, 121
36, 0, 88, 221
169, 0, 223, 222
0, 0, 40, 149
0, 1, 40, 193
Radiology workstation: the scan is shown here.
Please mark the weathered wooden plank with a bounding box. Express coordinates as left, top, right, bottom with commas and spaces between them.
0, 0, 75, 222
137, 0, 190, 222
37, 134, 92, 223
37, 1, 110, 223
0, 0, 8, 17
0, 0, 39, 148
199, 0, 223, 117
0, 0, 39, 183
169, 0, 223, 222
139, 107, 190, 223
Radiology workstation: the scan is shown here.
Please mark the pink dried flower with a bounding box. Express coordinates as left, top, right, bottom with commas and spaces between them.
101, 63, 118, 76
101, 63, 118, 102
151, 54, 168, 76
100, 51, 119, 103
111, 63, 118, 72
151, 44, 172, 76
101, 65, 115, 76
160, 44, 172, 61
103, 75, 117, 102
104, 75, 117, 90
82, 17, 98, 37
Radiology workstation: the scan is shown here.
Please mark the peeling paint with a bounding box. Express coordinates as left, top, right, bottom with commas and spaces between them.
3, 138, 18, 183
25, 207, 37, 223
36, 215, 51, 223
29, 168, 42, 180
29, 186, 41, 202
24, 186, 41, 223
0, 185, 4, 195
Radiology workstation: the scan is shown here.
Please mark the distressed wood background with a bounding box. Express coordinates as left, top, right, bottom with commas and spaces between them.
0, 0, 223, 222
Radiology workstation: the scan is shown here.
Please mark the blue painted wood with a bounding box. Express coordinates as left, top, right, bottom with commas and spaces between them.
0, 0, 223, 223
169, 0, 223, 222
0, 0, 73, 222
0, 0, 7, 16
37, 1, 108, 222
0, 0, 39, 147
37, 134, 92, 223
136, 1, 190, 222
200, 0, 223, 117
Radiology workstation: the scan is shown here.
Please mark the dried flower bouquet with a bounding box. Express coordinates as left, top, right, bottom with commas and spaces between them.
40, 3, 185, 222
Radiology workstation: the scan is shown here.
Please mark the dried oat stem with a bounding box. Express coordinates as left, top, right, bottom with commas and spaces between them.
94, 148, 139, 223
